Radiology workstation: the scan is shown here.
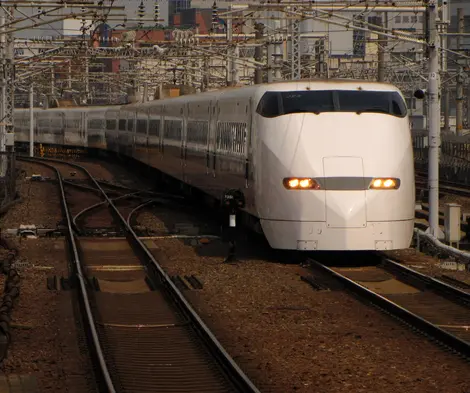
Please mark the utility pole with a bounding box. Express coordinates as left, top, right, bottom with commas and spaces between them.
0, 10, 6, 176
444, 88, 450, 132
67, 60, 72, 90
232, 44, 240, 85
50, 66, 54, 100
441, 0, 450, 133
441, 0, 449, 72
290, 7, 301, 80
456, 8, 464, 136
143, 82, 148, 103
426, 0, 444, 239
202, 56, 209, 91
377, 46, 385, 82
0, 7, 15, 177
84, 55, 89, 104
226, 7, 234, 86
267, 41, 273, 83
254, 22, 264, 85
29, 85, 34, 157
377, 16, 385, 82
273, 35, 283, 81
315, 39, 326, 78
467, 85, 470, 127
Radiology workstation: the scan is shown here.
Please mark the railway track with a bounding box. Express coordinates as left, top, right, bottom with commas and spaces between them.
18, 156, 260, 393
308, 256, 470, 358
415, 171, 470, 199
435, 275, 470, 292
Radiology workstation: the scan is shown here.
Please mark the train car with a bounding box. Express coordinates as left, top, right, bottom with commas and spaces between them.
86, 107, 107, 150
14, 79, 415, 251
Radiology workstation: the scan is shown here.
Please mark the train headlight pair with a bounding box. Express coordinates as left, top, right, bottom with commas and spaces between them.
283, 177, 320, 190
283, 177, 400, 190
369, 178, 400, 190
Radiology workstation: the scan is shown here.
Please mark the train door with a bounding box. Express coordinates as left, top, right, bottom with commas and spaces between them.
60, 112, 65, 145
133, 109, 138, 157
160, 105, 165, 157
182, 103, 189, 181
144, 109, 150, 164
128, 111, 135, 156
245, 98, 257, 210
208, 100, 218, 177
82, 111, 87, 146
34, 112, 38, 138
245, 98, 253, 189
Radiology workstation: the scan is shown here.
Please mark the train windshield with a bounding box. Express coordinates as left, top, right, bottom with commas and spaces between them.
256, 90, 407, 118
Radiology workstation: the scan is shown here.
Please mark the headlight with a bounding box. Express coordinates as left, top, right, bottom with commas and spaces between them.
283, 177, 321, 190
369, 178, 400, 190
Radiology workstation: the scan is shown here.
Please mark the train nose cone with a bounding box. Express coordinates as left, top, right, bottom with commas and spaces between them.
323, 156, 367, 228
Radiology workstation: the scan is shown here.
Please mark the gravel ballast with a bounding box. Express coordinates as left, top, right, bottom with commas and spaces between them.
139, 207, 470, 393
1, 158, 470, 393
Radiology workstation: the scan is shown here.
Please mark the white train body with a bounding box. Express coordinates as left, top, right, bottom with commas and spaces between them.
14, 80, 415, 251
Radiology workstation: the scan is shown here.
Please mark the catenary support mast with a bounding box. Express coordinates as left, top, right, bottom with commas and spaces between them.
426, 0, 443, 239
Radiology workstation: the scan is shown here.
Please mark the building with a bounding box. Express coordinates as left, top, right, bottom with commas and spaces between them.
12, 0, 191, 39
449, 1, 470, 50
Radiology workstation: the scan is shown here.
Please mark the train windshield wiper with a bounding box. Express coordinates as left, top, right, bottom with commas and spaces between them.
284, 109, 322, 115
355, 108, 390, 115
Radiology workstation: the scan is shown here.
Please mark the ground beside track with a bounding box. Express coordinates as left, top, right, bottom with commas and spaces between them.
439, 194, 470, 211
388, 248, 470, 286
1, 157, 470, 393
406, 175, 470, 284
0, 162, 95, 393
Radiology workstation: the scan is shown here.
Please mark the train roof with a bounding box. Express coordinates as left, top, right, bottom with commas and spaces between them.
15, 79, 403, 114
125, 79, 403, 110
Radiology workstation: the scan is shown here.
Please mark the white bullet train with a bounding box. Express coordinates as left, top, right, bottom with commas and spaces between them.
13, 80, 415, 251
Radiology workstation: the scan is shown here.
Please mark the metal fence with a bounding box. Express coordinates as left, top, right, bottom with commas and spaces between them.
0, 152, 17, 211
412, 130, 470, 183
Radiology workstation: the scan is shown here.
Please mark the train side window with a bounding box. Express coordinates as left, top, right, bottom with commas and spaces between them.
137, 119, 147, 134
256, 92, 280, 118
128, 118, 135, 132
107, 119, 116, 130
187, 121, 208, 145
164, 120, 182, 140
149, 119, 160, 136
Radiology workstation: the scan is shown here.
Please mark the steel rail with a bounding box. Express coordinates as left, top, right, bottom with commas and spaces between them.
415, 171, 470, 191
96, 179, 187, 202
63, 177, 184, 201
437, 275, 470, 291
21, 156, 261, 393
17, 156, 117, 392
308, 258, 470, 358
62, 180, 105, 195
72, 190, 145, 231
126, 199, 155, 227
73, 191, 186, 231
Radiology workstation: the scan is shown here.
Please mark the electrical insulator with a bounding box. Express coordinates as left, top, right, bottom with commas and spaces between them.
211, 1, 218, 30
81, 6, 86, 30
154, 2, 159, 22
138, 0, 145, 28
37, 6, 42, 18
